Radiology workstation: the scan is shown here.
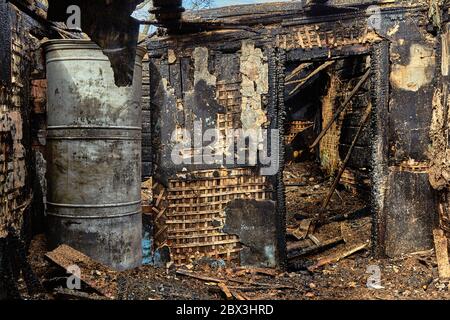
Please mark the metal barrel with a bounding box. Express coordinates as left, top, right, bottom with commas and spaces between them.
44, 40, 145, 270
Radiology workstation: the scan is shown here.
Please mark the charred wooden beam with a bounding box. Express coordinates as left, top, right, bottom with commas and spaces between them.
433, 228, 450, 279
287, 60, 335, 96
0, 0, 11, 85
310, 68, 370, 149
321, 104, 371, 212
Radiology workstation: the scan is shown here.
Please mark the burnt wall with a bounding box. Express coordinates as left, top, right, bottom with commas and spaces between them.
149, 42, 271, 184
147, 37, 283, 267
0, 0, 49, 298
380, 10, 441, 257
148, 1, 449, 260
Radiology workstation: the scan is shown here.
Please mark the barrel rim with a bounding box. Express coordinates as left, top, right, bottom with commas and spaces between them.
42, 39, 146, 58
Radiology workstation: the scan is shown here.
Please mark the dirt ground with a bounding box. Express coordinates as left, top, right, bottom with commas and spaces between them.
22, 236, 450, 300
20, 161, 450, 300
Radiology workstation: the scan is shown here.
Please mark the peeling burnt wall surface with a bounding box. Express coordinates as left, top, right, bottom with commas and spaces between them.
0, 0, 10, 84
1, 1, 49, 297
364, 5, 449, 257
149, 42, 271, 184
0, 2, 46, 239
382, 10, 441, 257
142, 55, 151, 178
148, 37, 278, 266
429, 21, 450, 237
148, 1, 450, 260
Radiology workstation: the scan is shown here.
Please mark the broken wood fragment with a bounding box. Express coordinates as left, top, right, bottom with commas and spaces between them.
321, 207, 370, 225
309, 69, 371, 149
433, 228, 450, 279
307, 243, 369, 272
228, 284, 292, 291
285, 62, 313, 82
218, 282, 233, 300
288, 236, 345, 260
334, 189, 344, 203
176, 269, 223, 283
225, 277, 294, 290
230, 290, 249, 300
53, 287, 105, 300
45, 245, 117, 299
289, 218, 313, 240
288, 60, 336, 96
142, 205, 153, 215
176, 269, 293, 290
234, 267, 279, 277
308, 234, 321, 246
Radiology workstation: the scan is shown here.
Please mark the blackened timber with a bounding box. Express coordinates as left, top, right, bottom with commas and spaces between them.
310, 68, 370, 149
383, 171, 436, 257
275, 48, 287, 271
321, 104, 372, 212
370, 41, 390, 257
0, 0, 11, 84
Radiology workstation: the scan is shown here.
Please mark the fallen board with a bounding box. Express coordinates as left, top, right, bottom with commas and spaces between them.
307, 243, 369, 272
46, 245, 118, 298
433, 229, 450, 279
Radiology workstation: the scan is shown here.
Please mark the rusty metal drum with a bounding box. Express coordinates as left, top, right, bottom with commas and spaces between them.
44, 40, 145, 270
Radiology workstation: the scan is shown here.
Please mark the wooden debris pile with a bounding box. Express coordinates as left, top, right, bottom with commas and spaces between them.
284, 161, 371, 273
175, 268, 294, 300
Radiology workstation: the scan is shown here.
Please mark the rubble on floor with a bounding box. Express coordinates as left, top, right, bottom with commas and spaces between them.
20, 234, 450, 300
18, 162, 450, 300
284, 161, 371, 270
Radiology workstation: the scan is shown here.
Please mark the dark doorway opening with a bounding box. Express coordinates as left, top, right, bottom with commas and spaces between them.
281, 53, 374, 270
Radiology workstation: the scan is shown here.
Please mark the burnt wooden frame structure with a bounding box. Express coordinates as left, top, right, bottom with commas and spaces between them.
146, 1, 450, 264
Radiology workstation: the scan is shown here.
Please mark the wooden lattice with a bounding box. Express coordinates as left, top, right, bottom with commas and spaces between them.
153, 168, 272, 265
216, 80, 242, 115
340, 168, 370, 194
216, 80, 242, 134
285, 120, 314, 145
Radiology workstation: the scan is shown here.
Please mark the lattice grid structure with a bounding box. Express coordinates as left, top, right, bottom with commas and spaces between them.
153, 168, 272, 265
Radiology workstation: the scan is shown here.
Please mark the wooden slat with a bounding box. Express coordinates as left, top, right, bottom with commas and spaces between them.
433, 228, 450, 279
45, 245, 117, 299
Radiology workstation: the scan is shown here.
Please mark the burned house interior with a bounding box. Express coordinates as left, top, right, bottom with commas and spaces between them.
1, 0, 450, 301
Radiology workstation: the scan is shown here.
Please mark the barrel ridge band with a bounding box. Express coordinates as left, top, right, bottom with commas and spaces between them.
47, 200, 142, 208
46, 210, 142, 219
46, 126, 142, 141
